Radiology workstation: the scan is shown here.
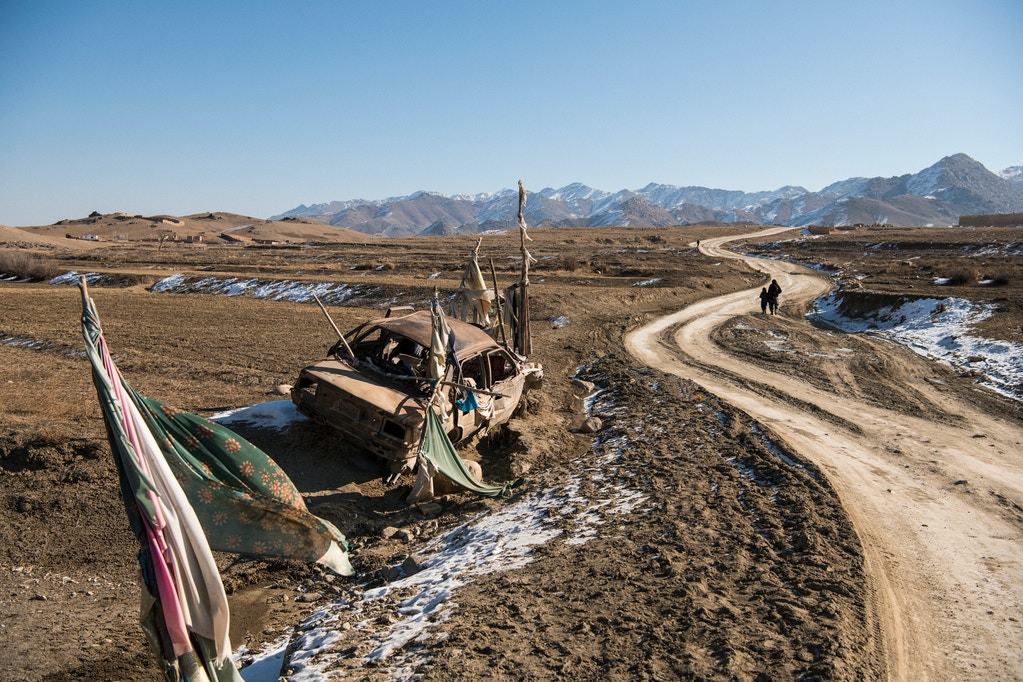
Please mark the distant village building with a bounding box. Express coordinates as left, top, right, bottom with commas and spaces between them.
958, 213, 1023, 227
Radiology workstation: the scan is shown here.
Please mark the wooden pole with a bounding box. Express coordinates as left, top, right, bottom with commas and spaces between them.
313, 293, 355, 360
516, 180, 532, 356
489, 258, 508, 348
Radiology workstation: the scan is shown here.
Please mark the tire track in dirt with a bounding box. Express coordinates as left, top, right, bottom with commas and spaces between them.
626, 228, 1023, 681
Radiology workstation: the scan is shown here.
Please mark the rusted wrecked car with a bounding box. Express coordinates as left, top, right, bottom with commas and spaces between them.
291, 309, 542, 475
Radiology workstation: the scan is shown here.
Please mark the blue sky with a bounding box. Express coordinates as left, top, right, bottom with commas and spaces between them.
1, 0, 1020, 226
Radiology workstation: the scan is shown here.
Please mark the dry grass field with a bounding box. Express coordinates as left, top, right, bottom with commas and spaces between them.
1, 221, 1021, 680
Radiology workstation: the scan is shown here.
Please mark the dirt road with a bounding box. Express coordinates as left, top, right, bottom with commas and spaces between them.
627, 229, 1023, 681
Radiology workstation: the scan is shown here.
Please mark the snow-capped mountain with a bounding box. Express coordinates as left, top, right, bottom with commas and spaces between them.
999, 166, 1023, 191
272, 154, 1023, 236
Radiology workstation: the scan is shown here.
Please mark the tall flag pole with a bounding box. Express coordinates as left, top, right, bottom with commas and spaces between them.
516, 180, 535, 356
80, 279, 233, 680
79, 278, 354, 680
408, 289, 524, 503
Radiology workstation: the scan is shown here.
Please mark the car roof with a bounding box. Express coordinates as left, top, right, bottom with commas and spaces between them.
370, 310, 502, 356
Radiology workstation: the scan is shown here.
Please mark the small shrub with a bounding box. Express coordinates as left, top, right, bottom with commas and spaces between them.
120, 273, 159, 287
981, 269, 1011, 286
0, 249, 60, 281
559, 255, 579, 272
944, 267, 978, 286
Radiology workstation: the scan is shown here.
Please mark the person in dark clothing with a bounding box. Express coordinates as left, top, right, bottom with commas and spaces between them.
767, 279, 782, 314
759, 287, 770, 314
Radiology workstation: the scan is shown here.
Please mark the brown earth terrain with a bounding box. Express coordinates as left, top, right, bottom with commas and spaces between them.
1, 220, 1021, 680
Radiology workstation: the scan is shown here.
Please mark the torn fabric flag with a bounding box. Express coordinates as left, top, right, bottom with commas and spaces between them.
80, 279, 354, 680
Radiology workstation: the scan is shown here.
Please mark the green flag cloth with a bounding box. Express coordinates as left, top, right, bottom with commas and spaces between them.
81, 283, 236, 680
134, 391, 354, 576
419, 408, 523, 497
80, 280, 353, 578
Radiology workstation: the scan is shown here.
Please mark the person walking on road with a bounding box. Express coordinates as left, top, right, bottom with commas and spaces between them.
759, 287, 770, 314
767, 279, 782, 315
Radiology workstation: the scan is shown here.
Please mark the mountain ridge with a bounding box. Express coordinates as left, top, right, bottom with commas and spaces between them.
273, 154, 1023, 236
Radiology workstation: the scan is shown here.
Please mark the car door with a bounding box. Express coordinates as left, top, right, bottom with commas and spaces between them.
485, 348, 523, 424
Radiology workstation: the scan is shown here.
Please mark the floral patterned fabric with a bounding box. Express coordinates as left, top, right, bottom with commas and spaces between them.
135, 392, 353, 576
81, 282, 236, 680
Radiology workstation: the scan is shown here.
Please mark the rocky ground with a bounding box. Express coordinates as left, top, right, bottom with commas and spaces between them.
1, 223, 1020, 680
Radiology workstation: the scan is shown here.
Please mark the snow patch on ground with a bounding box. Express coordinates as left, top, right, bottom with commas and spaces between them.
0, 333, 86, 359
211, 400, 306, 430
230, 382, 646, 681
148, 275, 372, 305
50, 270, 395, 308
1, 336, 46, 351
49, 271, 101, 285
265, 450, 645, 681
808, 292, 1023, 399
